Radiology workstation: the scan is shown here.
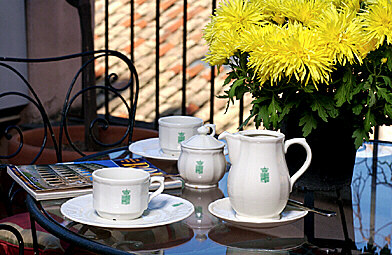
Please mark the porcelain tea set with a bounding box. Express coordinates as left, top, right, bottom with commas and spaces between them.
68, 115, 312, 226
143, 116, 312, 221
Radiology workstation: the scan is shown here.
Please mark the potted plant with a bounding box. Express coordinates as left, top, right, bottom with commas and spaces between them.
203, 0, 392, 189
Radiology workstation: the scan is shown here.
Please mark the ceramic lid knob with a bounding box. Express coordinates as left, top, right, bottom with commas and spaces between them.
181, 124, 224, 150
197, 125, 209, 135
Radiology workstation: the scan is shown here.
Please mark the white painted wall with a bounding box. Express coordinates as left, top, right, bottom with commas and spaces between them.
0, 0, 28, 110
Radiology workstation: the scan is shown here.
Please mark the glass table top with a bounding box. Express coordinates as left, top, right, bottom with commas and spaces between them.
35, 141, 392, 254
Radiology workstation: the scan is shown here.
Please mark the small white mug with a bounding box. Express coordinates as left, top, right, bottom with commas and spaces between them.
92, 167, 165, 220
158, 116, 203, 156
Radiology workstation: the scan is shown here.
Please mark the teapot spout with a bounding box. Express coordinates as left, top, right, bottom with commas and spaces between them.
218, 131, 240, 164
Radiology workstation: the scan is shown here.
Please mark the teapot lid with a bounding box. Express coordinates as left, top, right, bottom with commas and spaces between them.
181, 125, 225, 150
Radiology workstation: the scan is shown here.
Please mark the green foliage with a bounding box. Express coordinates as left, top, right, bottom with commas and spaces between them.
299, 113, 318, 136
220, 44, 392, 149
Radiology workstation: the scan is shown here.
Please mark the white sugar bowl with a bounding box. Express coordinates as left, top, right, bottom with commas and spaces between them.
178, 124, 226, 189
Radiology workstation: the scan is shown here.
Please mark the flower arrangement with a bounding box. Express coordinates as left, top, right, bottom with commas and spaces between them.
203, 0, 392, 148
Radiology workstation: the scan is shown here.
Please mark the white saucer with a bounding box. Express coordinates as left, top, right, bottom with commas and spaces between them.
129, 138, 179, 160
129, 138, 229, 161
60, 194, 194, 229
208, 198, 308, 229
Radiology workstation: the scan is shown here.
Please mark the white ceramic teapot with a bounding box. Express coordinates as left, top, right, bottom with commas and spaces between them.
218, 130, 311, 220
178, 124, 226, 189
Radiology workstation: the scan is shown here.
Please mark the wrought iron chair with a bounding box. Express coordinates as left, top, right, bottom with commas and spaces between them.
0, 224, 24, 255
0, 50, 157, 254
1, 50, 139, 160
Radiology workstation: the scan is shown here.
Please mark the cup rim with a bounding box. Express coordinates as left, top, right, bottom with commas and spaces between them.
92, 167, 149, 184
158, 116, 203, 127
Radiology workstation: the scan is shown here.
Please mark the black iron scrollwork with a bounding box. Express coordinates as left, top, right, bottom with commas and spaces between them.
0, 50, 138, 164
0, 62, 58, 164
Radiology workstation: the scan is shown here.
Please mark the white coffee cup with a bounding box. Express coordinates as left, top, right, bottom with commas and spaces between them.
92, 167, 165, 220
158, 116, 203, 156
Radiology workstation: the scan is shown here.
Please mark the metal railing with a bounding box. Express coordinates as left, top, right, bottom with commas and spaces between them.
97, 0, 245, 130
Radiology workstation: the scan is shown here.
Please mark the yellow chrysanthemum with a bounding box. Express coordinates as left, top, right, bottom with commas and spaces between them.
203, 0, 266, 64
203, 29, 241, 66
332, 0, 362, 11
280, 0, 332, 27
202, 19, 216, 45
316, 6, 368, 65
252, 0, 286, 25
239, 24, 278, 52
248, 22, 333, 85
213, 0, 265, 33
362, 0, 392, 48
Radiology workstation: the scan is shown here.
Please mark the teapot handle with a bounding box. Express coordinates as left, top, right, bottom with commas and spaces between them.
203, 124, 216, 137
284, 138, 312, 191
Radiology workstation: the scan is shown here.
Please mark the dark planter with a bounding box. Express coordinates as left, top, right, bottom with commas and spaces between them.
7, 125, 158, 165
281, 113, 357, 191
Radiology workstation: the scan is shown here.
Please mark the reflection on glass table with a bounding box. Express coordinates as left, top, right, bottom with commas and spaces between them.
352, 142, 392, 253
25, 141, 392, 254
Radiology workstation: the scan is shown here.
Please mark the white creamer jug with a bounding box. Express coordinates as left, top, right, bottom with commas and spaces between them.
218, 130, 311, 220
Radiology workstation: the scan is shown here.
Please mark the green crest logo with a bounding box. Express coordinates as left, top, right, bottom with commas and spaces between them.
260, 167, 270, 183
195, 160, 204, 174
178, 132, 185, 143
195, 206, 203, 219
121, 189, 131, 205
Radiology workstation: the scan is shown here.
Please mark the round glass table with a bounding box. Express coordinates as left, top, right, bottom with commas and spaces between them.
25, 141, 392, 254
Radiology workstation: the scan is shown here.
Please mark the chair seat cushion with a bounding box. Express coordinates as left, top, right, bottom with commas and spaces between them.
0, 212, 68, 255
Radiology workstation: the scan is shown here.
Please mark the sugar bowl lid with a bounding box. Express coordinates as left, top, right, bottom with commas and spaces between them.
181, 124, 225, 150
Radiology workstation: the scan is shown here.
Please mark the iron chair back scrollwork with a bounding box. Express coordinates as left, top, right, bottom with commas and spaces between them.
0, 50, 144, 215
0, 49, 138, 163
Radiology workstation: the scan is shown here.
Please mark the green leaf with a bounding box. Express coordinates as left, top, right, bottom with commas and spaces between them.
380, 75, 392, 88
367, 75, 374, 88
334, 71, 355, 106
385, 47, 392, 71
258, 105, 270, 129
329, 107, 339, 118
353, 81, 365, 95
311, 103, 328, 122
223, 72, 236, 86
376, 86, 392, 103
255, 114, 263, 129
352, 128, 368, 149
352, 104, 363, 115
239, 111, 256, 130
363, 80, 372, 90
311, 95, 337, 122
367, 89, 376, 107
236, 86, 249, 99
302, 85, 316, 93
384, 104, 392, 118
252, 96, 270, 104
281, 101, 296, 120
364, 109, 376, 132
268, 96, 282, 128
299, 113, 317, 137
228, 78, 244, 99
239, 52, 248, 70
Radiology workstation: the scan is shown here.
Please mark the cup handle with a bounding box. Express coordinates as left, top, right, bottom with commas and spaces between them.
284, 138, 312, 191
148, 176, 165, 203
203, 124, 216, 137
